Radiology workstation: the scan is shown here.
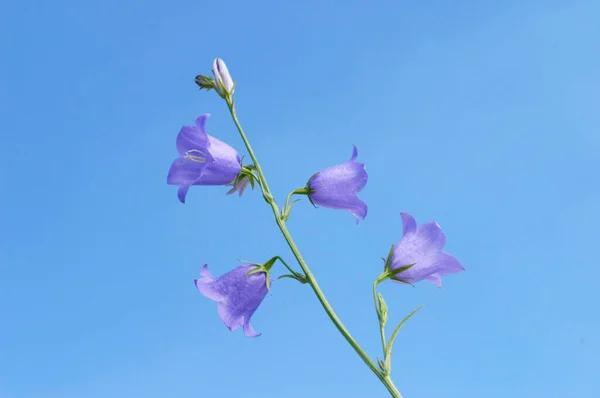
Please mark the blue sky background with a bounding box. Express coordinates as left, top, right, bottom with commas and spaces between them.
1, 0, 599, 397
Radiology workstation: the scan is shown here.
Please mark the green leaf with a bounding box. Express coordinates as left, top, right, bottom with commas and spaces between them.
384, 305, 424, 374
377, 358, 387, 375
277, 273, 307, 284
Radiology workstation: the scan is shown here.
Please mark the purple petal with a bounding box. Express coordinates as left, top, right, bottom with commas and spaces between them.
199, 264, 213, 278
177, 185, 190, 203
424, 255, 464, 287
309, 161, 368, 194
195, 265, 223, 302
393, 250, 463, 285
401, 213, 417, 236
176, 114, 211, 155
391, 218, 453, 282
416, 222, 446, 252
346, 196, 368, 222
194, 135, 241, 186
309, 184, 368, 220
349, 145, 358, 161
393, 221, 446, 264
243, 320, 261, 338
167, 157, 206, 186
217, 301, 244, 331
195, 278, 223, 302
425, 273, 442, 287
432, 252, 465, 274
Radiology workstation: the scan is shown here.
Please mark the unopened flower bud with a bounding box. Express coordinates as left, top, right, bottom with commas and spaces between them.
195, 75, 216, 91
212, 58, 234, 98
377, 293, 388, 326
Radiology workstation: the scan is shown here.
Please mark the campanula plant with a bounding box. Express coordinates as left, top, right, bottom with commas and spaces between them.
168, 58, 465, 397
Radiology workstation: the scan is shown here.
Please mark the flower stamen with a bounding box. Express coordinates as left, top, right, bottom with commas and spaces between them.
184, 149, 207, 163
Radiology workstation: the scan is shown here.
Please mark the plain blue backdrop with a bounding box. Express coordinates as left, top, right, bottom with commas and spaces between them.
1, 0, 599, 397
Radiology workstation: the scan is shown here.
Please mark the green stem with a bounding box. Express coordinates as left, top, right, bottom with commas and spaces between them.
225, 98, 402, 398
373, 281, 387, 358
283, 188, 309, 218
273, 255, 303, 277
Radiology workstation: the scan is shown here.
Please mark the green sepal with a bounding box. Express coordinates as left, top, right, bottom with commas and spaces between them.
387, 264, 416, 287
241, 165, 257, 189
388, 263, 415, 277
245, 256, 279, 291
384, 305, 424, 374
242, 256, 306, 287
246, 264, 271, 290
246, 266, 264, 276
262, 256, 278, 272
302, 174, 318, 209
383, 244, 395, 270
226, 165, 258, 195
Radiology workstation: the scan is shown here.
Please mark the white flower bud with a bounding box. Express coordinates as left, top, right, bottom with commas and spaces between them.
212, 58, 234, 98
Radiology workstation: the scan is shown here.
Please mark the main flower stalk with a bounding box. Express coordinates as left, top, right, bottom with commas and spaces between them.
225, 98, 402, 397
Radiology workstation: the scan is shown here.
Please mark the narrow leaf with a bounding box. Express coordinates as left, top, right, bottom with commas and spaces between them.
384, 305, 424, 373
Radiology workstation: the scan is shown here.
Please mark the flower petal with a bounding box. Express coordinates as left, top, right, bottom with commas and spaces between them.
400, 213, 417, 236
177, 185, 190, 203
195, 265, 224, 302
217, 301, 244, 331
243, 319, 261, 337
393, 251, 464, 285
195, 114, 210, 131
416, 222, 446, 252
167, 157, 206, 186
432, 252, 465, 274
348, 196, 368, 222
309, 147, 368, 194
194, 135, 242, 186
349, 145, 359, 161
199, 264, 213, 278
425, 273, 442, 287
311, 189, 368, 221
176, 114, 211, 155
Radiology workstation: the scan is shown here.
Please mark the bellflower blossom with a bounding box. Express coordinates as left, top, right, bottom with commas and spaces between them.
195, 264, 270, 337
307, 145, 368, 222
167, 114, 246, 203
389, 213, 464, 287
